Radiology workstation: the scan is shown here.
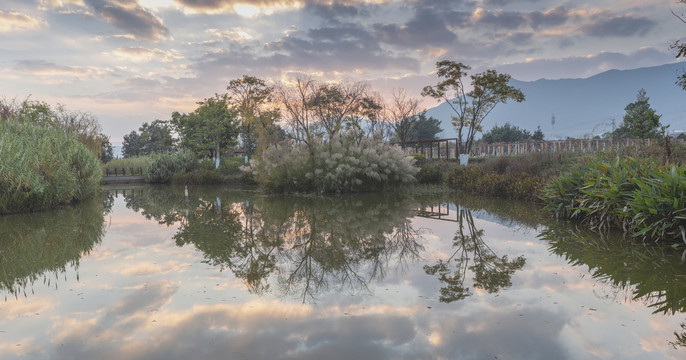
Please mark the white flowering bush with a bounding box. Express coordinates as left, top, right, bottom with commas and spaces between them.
243, 130, 418, 193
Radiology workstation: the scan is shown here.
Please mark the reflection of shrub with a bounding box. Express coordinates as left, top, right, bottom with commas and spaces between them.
0, 122, 101, 214
244, 130, 418, 193
145, 149, 198, 184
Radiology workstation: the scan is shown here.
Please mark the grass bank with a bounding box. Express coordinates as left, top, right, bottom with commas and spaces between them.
0, 121, 101, 214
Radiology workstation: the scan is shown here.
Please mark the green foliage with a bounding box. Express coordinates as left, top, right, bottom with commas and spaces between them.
245, 130, 418, 193
171, 94, 240, 160
481, 122, 533, 143
612, 89, 662, 141
145, 149, 198, 184
122, 120, 174, 158
408, 111, 443, 141
0, 121, 102, 214
416, 163, 445, 184
421, 60, 525, 155
104, 156, 151, 174
100, 133, 114, 163
541, 157, 686, 244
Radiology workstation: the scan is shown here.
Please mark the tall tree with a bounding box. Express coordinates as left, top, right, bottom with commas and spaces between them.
409, 111, 443, 141
422, 61, 524, 156
308, 80, 369, 140
614, 88, 662, 143
100, 133, 114, 163
121, 120, 174, 158
122, 130, 143, 157
226, 75, 282, 156
171, 94, 240, 165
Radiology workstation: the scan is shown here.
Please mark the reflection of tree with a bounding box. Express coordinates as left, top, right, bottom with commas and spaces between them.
0, 198, 106, 299
540, 224, 686, 348
127, 187, 423, 302
424, 208, 526, 303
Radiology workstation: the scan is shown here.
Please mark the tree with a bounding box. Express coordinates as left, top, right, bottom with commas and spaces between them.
171, 94, 240, 165
422, 61, 525, 157
226, 75, 282, 157
122, 130, 143, 157
613, 89, 662, 142
408, 111, 443, 141
672, 0, 686, 90
480, 123, 532, 143
307, 80, 370, 140
383, 88, 422, 146
100, 133, 114, 163
532, 126, 544, 141
121, 120, 174, 158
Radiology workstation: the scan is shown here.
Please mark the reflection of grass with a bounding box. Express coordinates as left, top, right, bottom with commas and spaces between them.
0, 197, 105, 298
540, 224, 686, 314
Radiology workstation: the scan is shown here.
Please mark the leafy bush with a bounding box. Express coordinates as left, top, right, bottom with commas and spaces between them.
0, 121, 101, 214
244, 130, 418, 193
541, 157, 686, 244
145, 149, 198, 184
172, 170, 224, 184
416, 164, 444, 184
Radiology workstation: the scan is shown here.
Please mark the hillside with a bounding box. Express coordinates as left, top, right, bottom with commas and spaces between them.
425, 62, 686, 140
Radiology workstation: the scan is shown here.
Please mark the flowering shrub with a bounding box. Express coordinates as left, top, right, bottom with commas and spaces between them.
243, 130, 418, 193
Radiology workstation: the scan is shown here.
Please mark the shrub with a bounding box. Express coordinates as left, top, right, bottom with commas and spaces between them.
145, 149, 198, 184
244, 130, 419, 193
0, 121, 102, 214
447, 165, 546, 201
416, 164, 444, 184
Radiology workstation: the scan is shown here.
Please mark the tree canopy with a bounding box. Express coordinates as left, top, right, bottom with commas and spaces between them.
611, 89, 662, 141
122, 120, 174, 158
422, 60, 524, 157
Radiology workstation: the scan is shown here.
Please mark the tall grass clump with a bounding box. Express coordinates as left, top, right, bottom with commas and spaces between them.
244, 130, 418, 193
446, 165, 547, 201
0, 121, 102, 214
541, 156, 686, 244
103, 156, 151, 174
145, 149, 198, 184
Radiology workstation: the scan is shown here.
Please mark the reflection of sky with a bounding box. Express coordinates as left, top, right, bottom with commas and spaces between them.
1, 195, 684, 359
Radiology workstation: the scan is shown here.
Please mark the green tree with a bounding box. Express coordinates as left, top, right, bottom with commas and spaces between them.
408, 111, 443, 141
100, 133, 114, 163
480, 122, 532, 143
613, 89, 662, 142
422, 61, 525, 157
226, 75, 282, 157
532, 125, 544, 141
122, 130, 143, 157
171, 94, 240, 165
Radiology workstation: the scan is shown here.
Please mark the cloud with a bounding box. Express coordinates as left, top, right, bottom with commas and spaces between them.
13, 60, 110, 80
84, 0, 169, 42
112, 47, 183, 63
0, 10, 45, 33
581, 15, 656, 38
373, 8, 457, 48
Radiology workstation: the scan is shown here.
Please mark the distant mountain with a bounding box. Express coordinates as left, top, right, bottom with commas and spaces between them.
425, 62, 686, 140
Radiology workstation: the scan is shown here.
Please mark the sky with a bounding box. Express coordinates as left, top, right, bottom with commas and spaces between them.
1, 0, 685, 142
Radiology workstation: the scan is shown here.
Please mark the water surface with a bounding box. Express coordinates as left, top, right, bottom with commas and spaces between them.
1, 185, 685, 359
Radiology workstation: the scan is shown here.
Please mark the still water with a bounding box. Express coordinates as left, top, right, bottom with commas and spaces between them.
1, 185, 685, 359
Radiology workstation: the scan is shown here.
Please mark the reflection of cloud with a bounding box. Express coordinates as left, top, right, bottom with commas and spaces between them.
0, 298, 54, 321
0, 10, 44, 33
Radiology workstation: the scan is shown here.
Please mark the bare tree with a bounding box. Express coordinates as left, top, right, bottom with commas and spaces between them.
383, 88, 422, 147
275, 75, 321, 153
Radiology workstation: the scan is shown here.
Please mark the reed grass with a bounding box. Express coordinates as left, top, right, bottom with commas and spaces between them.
0, 121, 101, 214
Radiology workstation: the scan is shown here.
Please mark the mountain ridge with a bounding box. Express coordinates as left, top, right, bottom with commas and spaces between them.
425, 62, 686, 139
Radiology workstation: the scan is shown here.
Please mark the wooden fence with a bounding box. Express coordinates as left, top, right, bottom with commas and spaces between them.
400, 137, 681, 161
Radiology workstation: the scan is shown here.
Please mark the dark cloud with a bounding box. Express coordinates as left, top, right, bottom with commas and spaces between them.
471, 9, 528, 30
373, 8, 457, 48
526, 6, 570, 30
581, 15, 656, 38
85, 0, 169, 42
304, 0, 366, 20
483, 0, 542, 5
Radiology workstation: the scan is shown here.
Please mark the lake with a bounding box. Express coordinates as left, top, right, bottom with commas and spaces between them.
1, 185, 685, 359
